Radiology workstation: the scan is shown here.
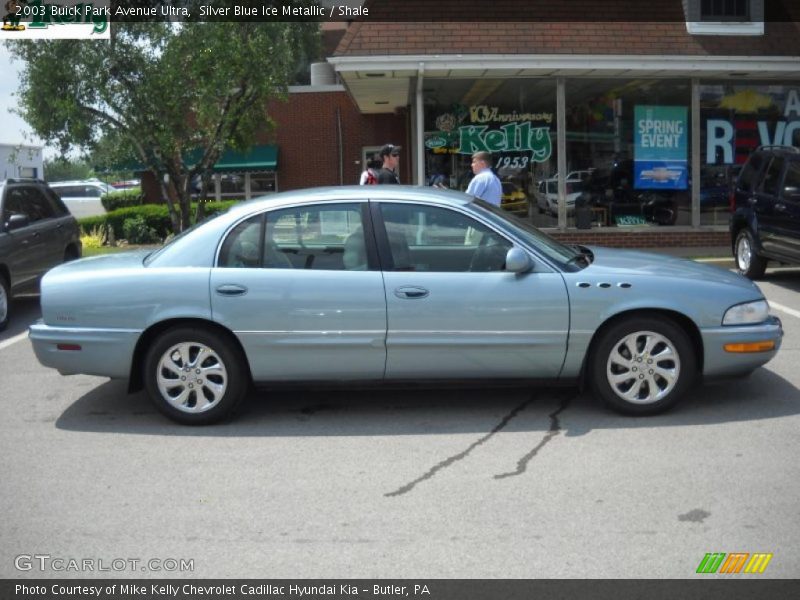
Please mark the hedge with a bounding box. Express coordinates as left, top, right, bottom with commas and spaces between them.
100, 187, 143, 211
79, 200, 241, 241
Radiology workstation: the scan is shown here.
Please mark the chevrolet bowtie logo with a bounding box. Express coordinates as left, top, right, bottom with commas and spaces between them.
696, 552, 773, 574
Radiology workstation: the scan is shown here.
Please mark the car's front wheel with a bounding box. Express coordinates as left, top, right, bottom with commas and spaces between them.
144, 327, 250, 425
590, 316, 696, 416
735, 229, 767, 279
0, 274, 9, 332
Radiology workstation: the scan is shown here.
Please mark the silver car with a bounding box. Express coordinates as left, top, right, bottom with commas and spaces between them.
30, 186, 782, 424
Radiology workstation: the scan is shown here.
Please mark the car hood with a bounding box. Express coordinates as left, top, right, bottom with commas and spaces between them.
584, 246, 756, 290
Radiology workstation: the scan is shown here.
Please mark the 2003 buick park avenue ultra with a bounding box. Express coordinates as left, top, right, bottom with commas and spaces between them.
29, 187, 783, 424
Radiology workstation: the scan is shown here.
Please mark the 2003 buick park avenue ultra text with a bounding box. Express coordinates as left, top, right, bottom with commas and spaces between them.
29, 187, 783, 424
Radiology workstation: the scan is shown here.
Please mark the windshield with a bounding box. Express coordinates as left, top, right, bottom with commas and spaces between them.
467, 198, 587, 270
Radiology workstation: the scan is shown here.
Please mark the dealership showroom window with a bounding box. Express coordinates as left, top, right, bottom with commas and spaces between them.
421, 78, 800, 229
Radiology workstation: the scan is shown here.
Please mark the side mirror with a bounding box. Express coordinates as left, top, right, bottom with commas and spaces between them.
6, 213, 30, 231
505, 246, 533, 273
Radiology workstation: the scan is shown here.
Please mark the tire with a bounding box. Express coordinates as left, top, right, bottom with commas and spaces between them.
0, 274, 9, 332
64, 246, 80, 262
590, 316, 696, 416
144, 326, 250, 425
735, 229, 767, 279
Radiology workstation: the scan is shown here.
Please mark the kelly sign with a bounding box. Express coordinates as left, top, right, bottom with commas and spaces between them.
634, 105, 688, 190
457, 122, 552, 162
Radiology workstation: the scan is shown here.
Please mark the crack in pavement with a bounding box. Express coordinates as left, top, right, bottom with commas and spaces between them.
385, 397, 535, 497
493, 391, 573, 480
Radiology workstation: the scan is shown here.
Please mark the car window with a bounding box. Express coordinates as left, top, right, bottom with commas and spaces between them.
3, 186, 55, 223
739, 152, 765, 192
759, 156, 784, 196
218, 203, 367, 271
379, 203, 511, 272
218, 215, 264, 269
43, 187, 70, 217
783, 161, 800, 199
52, 186, 79, 198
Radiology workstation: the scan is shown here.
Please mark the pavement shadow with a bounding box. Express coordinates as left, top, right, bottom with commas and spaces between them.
760, 268, 800, 292
0, 296, 41, 342
55, 367, 800, 437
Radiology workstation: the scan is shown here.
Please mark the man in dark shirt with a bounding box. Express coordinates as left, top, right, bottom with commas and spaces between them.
376, 144, 401, 184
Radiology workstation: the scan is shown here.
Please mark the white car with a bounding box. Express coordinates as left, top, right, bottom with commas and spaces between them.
536, 178, 584, 216
49, 180, 111, 219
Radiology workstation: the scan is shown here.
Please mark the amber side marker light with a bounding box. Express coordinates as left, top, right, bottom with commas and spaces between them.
724, 341, 775, 353
56, 344, 82, 351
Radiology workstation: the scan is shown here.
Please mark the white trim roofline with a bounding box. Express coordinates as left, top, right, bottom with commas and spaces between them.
328, 54, 800, 75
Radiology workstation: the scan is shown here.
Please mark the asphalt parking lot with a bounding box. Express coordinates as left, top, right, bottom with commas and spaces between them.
1, 265, 799, 579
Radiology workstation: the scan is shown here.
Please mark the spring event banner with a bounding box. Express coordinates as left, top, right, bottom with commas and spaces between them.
634, 105, 688, 190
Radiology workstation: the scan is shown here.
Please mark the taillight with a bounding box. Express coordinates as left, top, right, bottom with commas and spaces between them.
729, 190, 736, 212
566, 183, 574, 194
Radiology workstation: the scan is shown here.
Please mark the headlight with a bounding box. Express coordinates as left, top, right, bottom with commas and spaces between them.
723, 300, 770, 325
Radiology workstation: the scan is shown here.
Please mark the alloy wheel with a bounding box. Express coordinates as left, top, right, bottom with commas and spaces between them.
606, 330, 681, 405
736, 235, 752, 271
156, 342, 228, 413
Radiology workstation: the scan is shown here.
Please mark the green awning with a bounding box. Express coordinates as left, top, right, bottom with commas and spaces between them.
185, 144, 278, 172
115, 144, 278, 173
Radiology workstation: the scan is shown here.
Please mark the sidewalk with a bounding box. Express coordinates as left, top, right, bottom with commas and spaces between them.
643, 245, 731, 260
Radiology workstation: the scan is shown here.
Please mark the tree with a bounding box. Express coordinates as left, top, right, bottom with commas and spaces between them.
43, 158, 95, 182
6, 19, 319, 232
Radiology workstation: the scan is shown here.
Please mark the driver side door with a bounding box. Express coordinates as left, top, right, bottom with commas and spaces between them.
374, 202, 570, 380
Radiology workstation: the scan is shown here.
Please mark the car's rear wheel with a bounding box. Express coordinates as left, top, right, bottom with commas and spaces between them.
0, 274, 9, 332
144, 327, 249, 425
590, 316, 696, 416
735, 229, 767, 279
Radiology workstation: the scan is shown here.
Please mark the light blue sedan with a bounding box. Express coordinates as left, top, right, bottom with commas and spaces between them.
30, 187, 783, 424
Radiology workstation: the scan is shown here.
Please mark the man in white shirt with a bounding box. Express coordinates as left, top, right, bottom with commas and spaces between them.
465, 151, 502, 206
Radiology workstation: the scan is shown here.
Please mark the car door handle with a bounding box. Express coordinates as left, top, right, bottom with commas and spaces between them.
747, 197, 757, 205
775, 203, 786, 212
394, 286, 429, 299
215, 284, 248, 297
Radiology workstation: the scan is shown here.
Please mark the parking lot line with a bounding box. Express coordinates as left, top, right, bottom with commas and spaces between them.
770, 301, 800, 321
0, 331, 28, 351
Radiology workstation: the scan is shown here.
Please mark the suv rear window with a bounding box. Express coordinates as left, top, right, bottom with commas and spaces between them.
739, 152, 766, 192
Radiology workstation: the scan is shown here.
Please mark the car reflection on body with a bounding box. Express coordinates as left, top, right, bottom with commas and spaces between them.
30, 186, 782, 424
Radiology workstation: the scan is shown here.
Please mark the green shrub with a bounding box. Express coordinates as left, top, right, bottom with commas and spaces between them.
101, 187, 143, 211
123, 216, 161, 244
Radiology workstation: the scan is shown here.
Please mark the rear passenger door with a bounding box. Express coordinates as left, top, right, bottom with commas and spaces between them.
209, 201, 388, 381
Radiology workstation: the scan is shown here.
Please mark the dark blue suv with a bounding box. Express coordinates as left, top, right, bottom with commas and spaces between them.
730, 146, 800, 279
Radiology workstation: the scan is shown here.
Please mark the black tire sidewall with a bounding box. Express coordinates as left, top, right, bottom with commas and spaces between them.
144, 327, 249, 425
590, 316, 696, 416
